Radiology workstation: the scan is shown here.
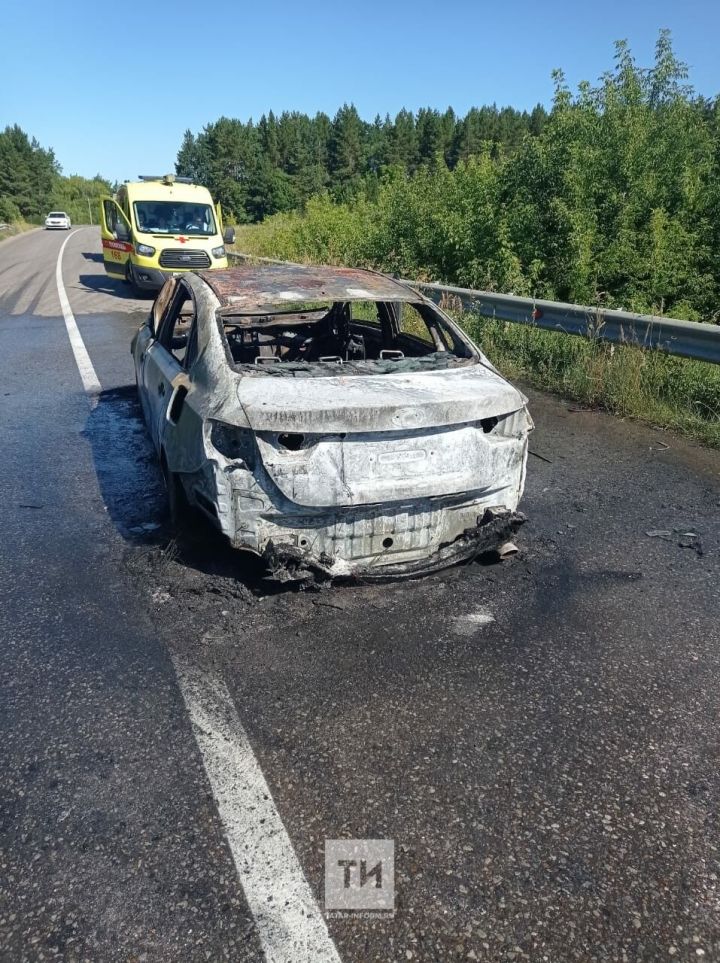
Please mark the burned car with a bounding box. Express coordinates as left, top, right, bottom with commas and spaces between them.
132, 264, 532, 580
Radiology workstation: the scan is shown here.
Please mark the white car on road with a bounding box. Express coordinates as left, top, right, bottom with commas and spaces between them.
45, 211, 71, 230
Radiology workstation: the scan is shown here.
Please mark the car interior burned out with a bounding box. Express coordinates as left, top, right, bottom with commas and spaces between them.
217, 298, 478, 376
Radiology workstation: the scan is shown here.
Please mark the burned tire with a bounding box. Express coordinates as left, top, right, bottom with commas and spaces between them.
160, 456, 188, 527
160, 455, 205, 540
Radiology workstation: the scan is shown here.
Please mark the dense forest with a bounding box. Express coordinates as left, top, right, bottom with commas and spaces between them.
176, 103, 548, 221
0, 125, 111, 225
180, 32, 720, 323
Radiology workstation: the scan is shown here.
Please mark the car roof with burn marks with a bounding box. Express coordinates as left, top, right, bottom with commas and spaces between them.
196, 263, 420, 311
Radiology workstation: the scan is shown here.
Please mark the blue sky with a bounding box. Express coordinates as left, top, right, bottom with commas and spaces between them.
2, 0, 719, 183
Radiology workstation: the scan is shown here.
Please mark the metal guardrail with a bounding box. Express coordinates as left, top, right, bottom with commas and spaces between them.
412, 282, 720, 366
227, 251, 720, 365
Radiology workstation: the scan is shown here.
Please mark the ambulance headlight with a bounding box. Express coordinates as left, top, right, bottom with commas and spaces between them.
136, 243, 155, 257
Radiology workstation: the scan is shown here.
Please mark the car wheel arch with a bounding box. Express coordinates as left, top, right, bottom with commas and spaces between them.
160, 448, 186, 521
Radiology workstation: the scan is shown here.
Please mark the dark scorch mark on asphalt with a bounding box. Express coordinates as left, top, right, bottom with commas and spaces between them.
82, 385, 720, 962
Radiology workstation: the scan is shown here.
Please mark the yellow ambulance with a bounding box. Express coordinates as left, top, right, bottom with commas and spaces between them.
99, 175, 235, 292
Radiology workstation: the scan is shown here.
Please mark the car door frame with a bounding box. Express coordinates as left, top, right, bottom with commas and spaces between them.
142, 279, 196, 452
99, 197, 133, 278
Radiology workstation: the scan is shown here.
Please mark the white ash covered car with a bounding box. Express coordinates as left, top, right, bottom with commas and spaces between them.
132, 264, 532, 581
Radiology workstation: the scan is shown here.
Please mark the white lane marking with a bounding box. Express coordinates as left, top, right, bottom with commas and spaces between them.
55, 244, 341, 962
172, 657, 342, 963
55, 230, 101, 397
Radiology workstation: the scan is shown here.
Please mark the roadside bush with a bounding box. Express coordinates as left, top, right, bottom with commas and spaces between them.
229, 33, 720, 448
0, 196, 21, 222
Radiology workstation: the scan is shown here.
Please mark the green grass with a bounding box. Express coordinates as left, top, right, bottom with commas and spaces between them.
462, 316, 720, 448
0, 219, 37, 242
231, 223, 720, 449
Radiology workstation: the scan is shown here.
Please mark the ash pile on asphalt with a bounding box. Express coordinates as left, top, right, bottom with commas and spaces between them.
120, 520, 539, 674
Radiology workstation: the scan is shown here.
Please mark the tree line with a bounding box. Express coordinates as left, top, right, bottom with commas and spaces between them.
216, 32, 720, 323
175, 103, 548, 222
0, 125, 111, 225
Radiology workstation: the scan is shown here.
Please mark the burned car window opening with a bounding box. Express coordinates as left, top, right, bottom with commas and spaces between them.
220, 299, 472, 375
158, 284, 195, 365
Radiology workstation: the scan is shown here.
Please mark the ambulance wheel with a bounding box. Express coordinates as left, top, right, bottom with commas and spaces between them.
125, 261, 142, 296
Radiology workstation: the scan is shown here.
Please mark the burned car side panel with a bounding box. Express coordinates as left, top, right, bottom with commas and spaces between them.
133, 265, 532, 580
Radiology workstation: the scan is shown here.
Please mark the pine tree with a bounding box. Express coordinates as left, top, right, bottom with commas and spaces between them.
328, 105, 365, 185
176, 130, 205, 182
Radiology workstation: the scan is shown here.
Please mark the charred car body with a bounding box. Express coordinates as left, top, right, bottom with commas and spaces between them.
132, 264, 532, 580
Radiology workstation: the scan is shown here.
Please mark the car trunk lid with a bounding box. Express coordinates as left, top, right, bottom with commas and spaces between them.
236, 367, 528, 508
237, 365, 523, 433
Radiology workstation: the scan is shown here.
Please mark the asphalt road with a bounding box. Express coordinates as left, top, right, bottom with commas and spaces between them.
1, 227, 719, 963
